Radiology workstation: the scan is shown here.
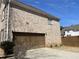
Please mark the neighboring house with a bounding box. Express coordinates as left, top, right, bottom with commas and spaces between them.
64, 30, 79, 36
0, 0, 61, 50
61, 25, 79, 37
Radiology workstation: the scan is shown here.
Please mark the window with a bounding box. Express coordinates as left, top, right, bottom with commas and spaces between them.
48, 20, 52, 25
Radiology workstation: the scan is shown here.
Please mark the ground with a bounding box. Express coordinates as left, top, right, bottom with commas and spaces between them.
24, 47, 79, 59
56, 46, 79, 52
2, 47, 79, 59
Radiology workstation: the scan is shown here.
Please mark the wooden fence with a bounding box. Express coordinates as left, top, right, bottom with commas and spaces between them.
62, 36, 79, 47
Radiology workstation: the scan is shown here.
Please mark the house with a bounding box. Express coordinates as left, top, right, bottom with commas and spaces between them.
0, 0, 61, 57
64, 30, 79, 36
61, 25, 79, 37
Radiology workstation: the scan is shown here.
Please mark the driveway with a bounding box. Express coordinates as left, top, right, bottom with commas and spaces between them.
25, 48, 79, 59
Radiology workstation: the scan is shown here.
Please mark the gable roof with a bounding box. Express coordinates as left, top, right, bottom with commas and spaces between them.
11, 0, 59, 21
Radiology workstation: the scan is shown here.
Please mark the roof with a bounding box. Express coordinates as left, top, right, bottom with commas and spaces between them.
11, 0, 59, 21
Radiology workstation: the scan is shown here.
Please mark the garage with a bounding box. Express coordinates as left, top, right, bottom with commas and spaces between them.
13, 32, 45, 50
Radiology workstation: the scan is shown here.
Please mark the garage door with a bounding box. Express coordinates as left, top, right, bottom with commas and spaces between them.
13, 32, 45, 49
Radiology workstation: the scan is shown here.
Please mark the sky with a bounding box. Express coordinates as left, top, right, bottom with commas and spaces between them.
18, 0, 79, 27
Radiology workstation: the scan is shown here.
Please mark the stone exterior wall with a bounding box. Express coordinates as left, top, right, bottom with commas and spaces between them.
0, 9, 1, 41
0, 0, 5, 32
0, 1, 61, 59
0, 1, 3, 42
11, 6, 48, 33
0, 2, 61, 46
46, 20, 61, 47
11, 5, 61, 47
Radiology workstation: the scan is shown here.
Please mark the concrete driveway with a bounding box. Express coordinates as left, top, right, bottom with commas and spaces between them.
25, 48, 79, 59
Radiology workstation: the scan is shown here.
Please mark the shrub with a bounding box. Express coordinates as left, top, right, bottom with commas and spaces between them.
0, 41, 15, 55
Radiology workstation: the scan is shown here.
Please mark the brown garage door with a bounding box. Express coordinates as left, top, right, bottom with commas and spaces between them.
13, 32, 45, 49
